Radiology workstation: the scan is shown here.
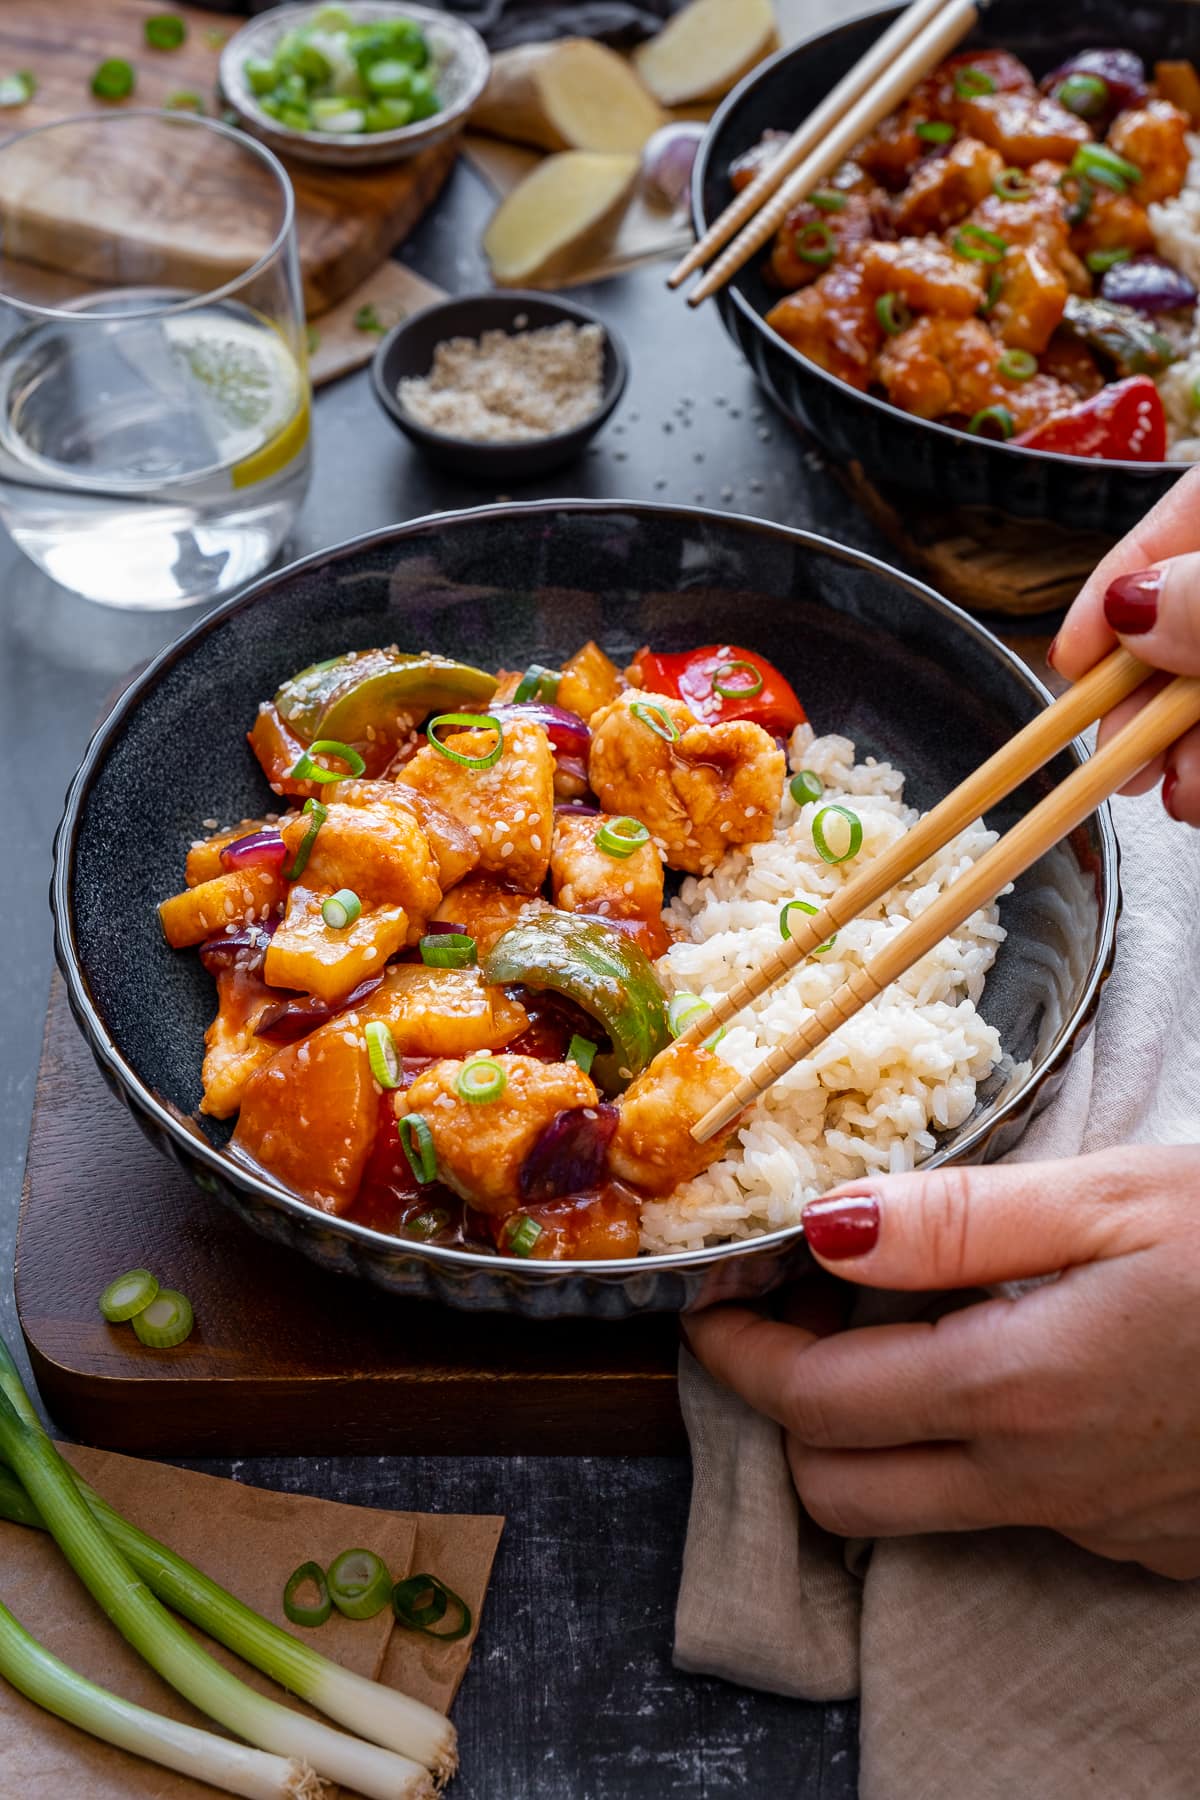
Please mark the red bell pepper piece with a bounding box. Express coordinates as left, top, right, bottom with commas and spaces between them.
628, 643, 807, 734
1013, 376, 1167, 462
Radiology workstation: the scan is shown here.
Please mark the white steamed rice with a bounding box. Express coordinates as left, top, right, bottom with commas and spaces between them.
1151, 132, 1200, 460
640, 726, 1015, 1254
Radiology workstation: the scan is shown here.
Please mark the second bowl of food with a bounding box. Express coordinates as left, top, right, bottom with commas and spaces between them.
693, 0, 1200, 532
53, 502, 1116, 1317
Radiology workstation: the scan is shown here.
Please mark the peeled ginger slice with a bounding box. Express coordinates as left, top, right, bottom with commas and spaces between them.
483, 152, 639, 287
471, 39, 664, 154
634, 0, 779, 106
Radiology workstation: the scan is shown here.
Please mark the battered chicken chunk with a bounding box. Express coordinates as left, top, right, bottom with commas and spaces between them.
861, 237, 986, 317
954, 90, 1090, 166
403, 1054, 599, 1212
610, 1042, 743, 1195
892, 136, 1004, 235
432, 872, 552, 957
399, 717, 555, 892
765, 256, 883, 390
1065, 179, 1154, 260
1108, 100, 1191, 206
588, 693, 785, 876
200, 967, 277, 1119
279, 792, 442, 924
550, 811, 665, 926
767, 191, 880, 291
876, 315, 1075, 427
990, 242, 1069, 353
329, 778, 479, 891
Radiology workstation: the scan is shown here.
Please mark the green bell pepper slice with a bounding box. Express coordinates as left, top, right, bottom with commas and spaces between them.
275, 649, 497, 746
482, 913, 671, 1095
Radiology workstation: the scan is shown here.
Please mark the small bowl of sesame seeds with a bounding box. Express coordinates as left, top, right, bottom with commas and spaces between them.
370, 290, 629, 480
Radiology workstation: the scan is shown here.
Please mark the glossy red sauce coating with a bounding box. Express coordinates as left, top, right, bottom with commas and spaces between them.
629, 644, 807, 735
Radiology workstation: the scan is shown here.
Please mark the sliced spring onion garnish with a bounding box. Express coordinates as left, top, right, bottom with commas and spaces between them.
283, 797, 328, 880
98, 1269, 159, 1324
915, 119, 954, 143
875, 292, 913, 336
1056, 71, 1108, 117
967, 403, 1015, 440
145, 12, 187, 48
981, 269, 1005, 315
165, 88, 205, 110
513, 663, 562, 703
0, 71, 36, 107
666, 992, 726, 1049
594, 816, 651, 859
778, 900, 836, 953
354, 303, 385, 335
392, 1574, 473, 1642
1191, 374, 1200, 410
629, 699, 679, 742
426, 712, 504, 770
809, 189, 847, 212
502, 1215, 543, 1259
91, 58, 135, 99
287, 737, 366, 784
793, 221, 837, 267
1070, 141, 1141, 193
455, 1058, 506, 1103
566, 1034, 597, 1074
998, 348, 1037, 381
283, 1560, 332, 1628
993, 168, 1036, 202
789, 769, 824, 806
811, 804, 864, 866
322, 888, 362, 930
365, 1020, 401, 1090
953, 222, 1007, 264
418, 932, 477, 968
404, 1208, 448, 1240
1086, 246, 1133, 274
1062, 172, 1094, 226
131, 1290, 194, 1350
328, 1549, 393, 1622
711, 658, 764, 698
398, 1113, 437, 1184
953, 64, 995, 97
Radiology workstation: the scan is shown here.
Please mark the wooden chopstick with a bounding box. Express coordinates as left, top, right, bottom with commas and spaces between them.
668, 0, 958, 290
691, 671, 1200, 1144
684, 0, 979, 308
675, 645, 1148, 1050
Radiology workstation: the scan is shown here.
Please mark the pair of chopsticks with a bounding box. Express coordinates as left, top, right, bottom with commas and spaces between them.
670, 0, 983, 306
683, 652, 1200, 1143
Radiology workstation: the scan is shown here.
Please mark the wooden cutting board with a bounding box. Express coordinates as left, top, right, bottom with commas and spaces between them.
16, 977, 684, 1457
0, 0, 459, 315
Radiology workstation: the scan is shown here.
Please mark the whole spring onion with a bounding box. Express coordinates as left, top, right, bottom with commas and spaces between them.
426, 711, 504, 770
397, 1114, 437, 1184
629, 699, 679, 742
793, 221, 837, 267
0, 1600, 302, 1800
393, 1574, 473, 1642
875, 292, 912, 336
0, 1336, 457, 1785
455, 1058, 506, 1103
282, 798, 326, 881
98, 1268, 159, 1323
998, 348, 1037, 381
283, 1561, 332, 1629
711, 658, 763, 698
779, 900, 836, 953
501, 1215, 542, 1259
915, 119, 954, 143
92, 58, 135, 99
131, 1289, 194, 1350
953, 222, 1007, 264
789, 769, 824, 806
322, 889, 362, 931
328, 1550, 393, 1622
365, 1020, 401, 1090
0, 1380, 433, 1799
418, 931, 476, 968
811, 804, 863, 866
595, 816, 650, 859
287, 738, 365, 784
993, 168, 1036, 202
1070, 141, 1141, 194
967, 403, 1015, 440
567, 1034, 597, 1074
953, 64, 995, 97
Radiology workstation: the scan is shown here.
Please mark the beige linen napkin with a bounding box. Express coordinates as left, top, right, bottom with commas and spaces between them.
676, 792, 1200, 1796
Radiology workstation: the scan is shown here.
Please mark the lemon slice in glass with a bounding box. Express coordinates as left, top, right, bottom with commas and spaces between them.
163, 310, 308, 486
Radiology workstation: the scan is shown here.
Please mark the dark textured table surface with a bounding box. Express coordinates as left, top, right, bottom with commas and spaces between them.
1, 154, 995, 1800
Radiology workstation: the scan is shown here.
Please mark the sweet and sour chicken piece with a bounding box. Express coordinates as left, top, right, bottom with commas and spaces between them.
953, 90, 1089, 166
765, 256, 882, 391
891, 136, 1004, 235
550, 811, 665, 926
766, 191, 879, 291
432, 872, 553, 957
200, 967, 278, 1120
279, 792, 442, 924
403, 1055, 599, 1212
360, 964, 528, 1059
399, 717, 555, 892
1107, 100, 1191, 206
990, 242, 1069, 353
588, 693, 784, 876
610, 1042, 743, 1195
860, 237, 985, 316
328, 778, 479, 891
876, 315, 1075, 427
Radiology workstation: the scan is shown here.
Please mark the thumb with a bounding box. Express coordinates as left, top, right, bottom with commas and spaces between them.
1103, 552, 1200, 677
800, 1154, 1143, 1291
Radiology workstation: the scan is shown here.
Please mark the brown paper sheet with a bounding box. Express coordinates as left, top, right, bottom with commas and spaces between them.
0, 1444, 502, 1799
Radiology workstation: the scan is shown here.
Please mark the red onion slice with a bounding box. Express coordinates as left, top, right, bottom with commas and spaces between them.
555, 800, 600, 817
198, 918, 277, 974
1100, 256, 1198, 315
219, 828, 286, 872
493, 702, 591, 763
253, 973, 384, 1043
519, 1103, 619, 1203
1041, 47, 1147, 113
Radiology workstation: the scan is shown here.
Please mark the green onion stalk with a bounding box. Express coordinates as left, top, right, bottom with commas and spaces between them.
0, 1599, 311, 1799
0, 1338, 452, 1793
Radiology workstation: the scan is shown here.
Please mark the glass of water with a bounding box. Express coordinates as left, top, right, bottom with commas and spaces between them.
0, 110, 311, 609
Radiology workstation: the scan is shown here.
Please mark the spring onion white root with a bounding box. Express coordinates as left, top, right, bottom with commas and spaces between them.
0, 1339, 456, 1785
0, 1599, 315, 1800
0, 1384, 433, 1800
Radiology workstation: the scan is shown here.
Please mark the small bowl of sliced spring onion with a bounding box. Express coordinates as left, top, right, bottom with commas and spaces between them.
219, 0, 490, 167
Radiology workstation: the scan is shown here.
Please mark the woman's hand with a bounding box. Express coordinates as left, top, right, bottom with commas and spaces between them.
1053, 463, 1200, 822
684, 1146, 1200, 1578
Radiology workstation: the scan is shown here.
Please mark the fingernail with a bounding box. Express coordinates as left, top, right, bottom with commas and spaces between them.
1104, 568, 1162, 636
802, 1194, 880, 1261
1046, 634, 1059, 670
1164, 768, 1181, 822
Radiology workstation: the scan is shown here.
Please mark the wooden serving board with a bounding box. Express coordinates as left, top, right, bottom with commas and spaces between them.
16, 977, 684, 1457
0, 0, 458, 316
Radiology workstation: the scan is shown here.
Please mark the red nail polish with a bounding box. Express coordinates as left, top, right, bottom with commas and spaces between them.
1164, 769, 1181, 822
802, 1194, 880, 1261
1104, 568, 1162, 636
1046, 634, 1059, 670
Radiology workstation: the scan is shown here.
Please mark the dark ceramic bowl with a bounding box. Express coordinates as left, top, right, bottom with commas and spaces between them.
370, 292, 628, 481
691, 0, 1196, 535
53, 502, 1117, 1318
